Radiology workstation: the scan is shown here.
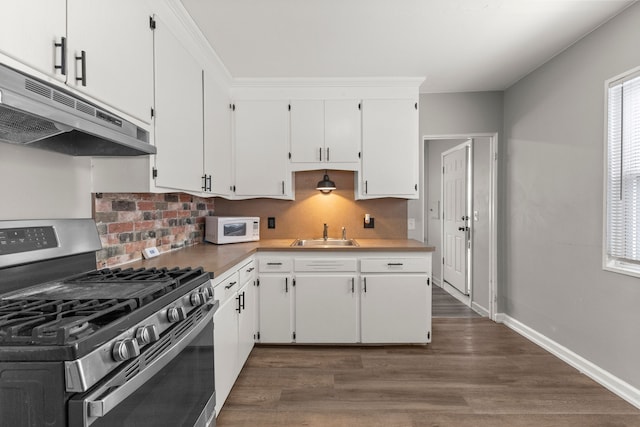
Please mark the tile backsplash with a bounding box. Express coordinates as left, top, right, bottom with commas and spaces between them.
93, 193, 214, 268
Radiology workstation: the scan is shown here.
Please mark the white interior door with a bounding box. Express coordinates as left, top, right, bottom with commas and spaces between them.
442, 141, 470, 295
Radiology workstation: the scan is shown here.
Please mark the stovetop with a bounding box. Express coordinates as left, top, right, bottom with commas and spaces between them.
0, 266, 211, 360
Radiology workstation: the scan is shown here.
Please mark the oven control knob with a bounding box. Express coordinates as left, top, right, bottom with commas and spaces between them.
190, 291, 207, 306
136, 325, 159, 346
112, 338, 140, 362
167, 306, 187, 323
204, 285, 214, 299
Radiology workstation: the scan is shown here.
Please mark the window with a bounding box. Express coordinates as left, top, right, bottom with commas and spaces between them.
605, 67, 640, 277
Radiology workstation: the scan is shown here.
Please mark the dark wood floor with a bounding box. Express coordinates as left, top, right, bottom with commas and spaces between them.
432, 285, 480, 318
215, 289, 640, 426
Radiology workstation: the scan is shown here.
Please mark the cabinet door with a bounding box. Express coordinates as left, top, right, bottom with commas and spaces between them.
324, 100, 361, 163
153, 15, 204, 192
234, 100, 290, 197
203, 70, 232, 196
294, 275, 358, 343
66, 0, 154, 124
361, 99, 419, 198
290, 100, 324, 163
214, 295, 239, 415
0, 0, 66, 81
237, 280, 256, 367
258, 275, 293, 343
361, 274, 430, 343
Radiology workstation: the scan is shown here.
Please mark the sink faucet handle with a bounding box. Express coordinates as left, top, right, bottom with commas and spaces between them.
342, 227, 346, 240
323, 223, 328, 240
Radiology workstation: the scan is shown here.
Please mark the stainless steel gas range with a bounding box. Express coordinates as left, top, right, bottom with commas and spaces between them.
0, 219, 218, 427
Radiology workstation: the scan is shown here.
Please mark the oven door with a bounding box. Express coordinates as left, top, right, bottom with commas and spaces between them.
68, 302, 218, 427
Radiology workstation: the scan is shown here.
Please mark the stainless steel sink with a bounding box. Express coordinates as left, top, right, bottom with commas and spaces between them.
290, 238, 359, 247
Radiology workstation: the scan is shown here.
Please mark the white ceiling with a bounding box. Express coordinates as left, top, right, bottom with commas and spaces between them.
180, 0, 636, 93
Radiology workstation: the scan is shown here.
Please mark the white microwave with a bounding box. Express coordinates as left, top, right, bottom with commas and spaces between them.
205, 216, 260, 244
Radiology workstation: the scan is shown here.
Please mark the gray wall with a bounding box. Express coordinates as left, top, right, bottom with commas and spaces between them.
503, 2, 640, 389
409, 91, 503, 243
0, 143, 92, 220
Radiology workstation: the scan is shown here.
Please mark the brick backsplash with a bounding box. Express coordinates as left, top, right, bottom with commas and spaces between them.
92, 193, 214, 268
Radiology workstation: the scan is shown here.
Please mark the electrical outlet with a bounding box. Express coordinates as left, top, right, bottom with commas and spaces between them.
267, 217, 276, 229
364, 217, 375, 228
408, 218, 415, 230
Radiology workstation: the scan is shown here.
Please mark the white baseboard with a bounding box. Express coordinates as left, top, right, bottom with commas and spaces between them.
496, 313, 640, 410
471, 301, 489, 317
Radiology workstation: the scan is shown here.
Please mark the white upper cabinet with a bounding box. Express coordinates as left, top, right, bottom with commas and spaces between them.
290, 99, 361, 170
0, 0, 154, 125
203, 70, 233, 197
66, 0, 154, 124
359, 99, 419, 199
0, 0, 67, 82
153, 14, 204, 193
233, 100, 292, 198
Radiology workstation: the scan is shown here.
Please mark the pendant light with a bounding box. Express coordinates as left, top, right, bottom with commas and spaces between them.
316, 170, 336, 194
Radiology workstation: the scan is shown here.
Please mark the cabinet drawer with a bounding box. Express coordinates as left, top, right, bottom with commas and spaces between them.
258, 257, 292, 272
239, 259, 257, 284
360, 257, 430, 273
294, 258, 357, 272
213, 271, 240, 305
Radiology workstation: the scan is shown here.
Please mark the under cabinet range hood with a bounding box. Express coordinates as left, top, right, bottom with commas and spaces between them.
0, 64, 155, 156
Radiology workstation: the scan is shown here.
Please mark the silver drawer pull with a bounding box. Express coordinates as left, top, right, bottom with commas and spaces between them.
387, 263, 404, 266
267, 262, 283, 266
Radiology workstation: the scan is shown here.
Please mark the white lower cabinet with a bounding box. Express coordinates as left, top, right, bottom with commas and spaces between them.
256, 252, 432, 345
237, 263, 257, 363
294, 275, 358, 343
360, 275, 431, 343
213, 258, 256, 416
213, 283, 238, 415
360, 256, 432, 343
257, 274, 293, 343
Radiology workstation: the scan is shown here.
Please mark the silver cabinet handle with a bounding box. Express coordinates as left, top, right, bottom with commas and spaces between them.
54, 36, 66, 75
319, 147, 323, 161
326, 147, 330, 162
75, 50, 87, 86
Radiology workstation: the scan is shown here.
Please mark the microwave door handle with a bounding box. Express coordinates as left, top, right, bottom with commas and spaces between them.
73, 306, 215, 426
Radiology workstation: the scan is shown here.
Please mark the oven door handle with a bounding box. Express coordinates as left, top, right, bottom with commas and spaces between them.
75, 303, 217, 427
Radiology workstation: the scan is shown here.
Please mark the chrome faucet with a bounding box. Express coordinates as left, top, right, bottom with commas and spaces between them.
342, 227, 346, 240
323, 223, 328, 241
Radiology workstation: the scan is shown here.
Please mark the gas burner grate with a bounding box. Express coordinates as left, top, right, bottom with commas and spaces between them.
68, 267, 204, 287
0, 266, 207, 346
0, 298, 137, 345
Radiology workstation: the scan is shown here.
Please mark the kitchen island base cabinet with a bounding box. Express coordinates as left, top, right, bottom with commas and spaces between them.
360, 275, 431, 343
294, 275, 358, 343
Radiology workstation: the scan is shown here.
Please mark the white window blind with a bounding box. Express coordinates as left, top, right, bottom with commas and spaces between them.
606, 69, 640, 272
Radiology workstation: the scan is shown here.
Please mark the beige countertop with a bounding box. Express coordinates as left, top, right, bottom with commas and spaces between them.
127, 239, 434, 278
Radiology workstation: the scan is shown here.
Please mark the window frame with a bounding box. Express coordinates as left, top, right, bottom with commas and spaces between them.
603, 65, 640, 279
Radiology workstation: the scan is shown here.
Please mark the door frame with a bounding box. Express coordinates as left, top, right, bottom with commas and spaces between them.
421, 133, 499, 321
